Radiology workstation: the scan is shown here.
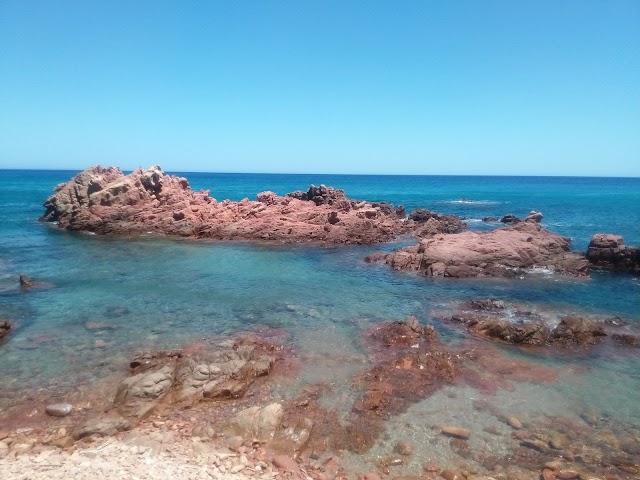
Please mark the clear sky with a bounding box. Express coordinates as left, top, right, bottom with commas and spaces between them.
1, 1, 638, 176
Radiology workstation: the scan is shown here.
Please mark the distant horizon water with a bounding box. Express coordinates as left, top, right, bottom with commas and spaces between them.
1, 167, 638, 179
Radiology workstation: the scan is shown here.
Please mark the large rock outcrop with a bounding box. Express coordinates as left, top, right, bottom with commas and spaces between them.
42, 165, 416, 244
586, 234, 640, 272
366, 219, 590, 278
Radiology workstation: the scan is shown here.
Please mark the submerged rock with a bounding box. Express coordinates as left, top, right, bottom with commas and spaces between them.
550, 316, 607, 346
441, 426, 471, 439
443, 299, 640, 352
19, 275, 33, 288
464, 317, 550, 346
0, 319, 11, 341
45, 403, 73, 417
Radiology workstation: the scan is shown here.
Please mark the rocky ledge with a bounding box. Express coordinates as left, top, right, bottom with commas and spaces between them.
365, 215, 590, 278
41, 165, 465, 245
586, 234, 640, 273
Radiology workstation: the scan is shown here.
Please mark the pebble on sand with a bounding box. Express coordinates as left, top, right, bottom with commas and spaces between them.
440, 426, 471, 440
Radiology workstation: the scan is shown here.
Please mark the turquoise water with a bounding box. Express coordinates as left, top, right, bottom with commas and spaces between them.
1, 169, 639, 471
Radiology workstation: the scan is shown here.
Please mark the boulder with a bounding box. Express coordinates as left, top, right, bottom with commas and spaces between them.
407, 209, 467, 238
370, 220, 590, 278
114, 364, 176, 421
464, 298, 505, 311
500, 214, 521, 225
525, 210, 543, 223
551, 316, 607, 346
229, 403, 284, 442
71, 415, 131, 440
467, 317, 550, 346
586, 234, 640, 272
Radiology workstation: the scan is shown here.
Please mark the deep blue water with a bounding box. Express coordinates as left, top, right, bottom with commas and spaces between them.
0, 169, 639, 469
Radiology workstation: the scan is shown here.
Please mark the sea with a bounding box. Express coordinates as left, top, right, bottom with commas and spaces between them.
1, 169, 639, 473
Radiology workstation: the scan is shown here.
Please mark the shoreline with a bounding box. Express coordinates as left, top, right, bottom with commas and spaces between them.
2, 309, 639, 479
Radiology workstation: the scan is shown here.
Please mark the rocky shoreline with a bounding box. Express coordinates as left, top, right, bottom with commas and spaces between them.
1, 315, 639, 479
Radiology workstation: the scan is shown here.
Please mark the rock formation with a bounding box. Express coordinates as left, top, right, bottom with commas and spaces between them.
406, 208, 467, 238
344, 317, 459, 453
41, 165, 420, 244
365, 218, 590, 278
441, 299, 639, 350
586, 234, 640, 272
71, 339, 278, 440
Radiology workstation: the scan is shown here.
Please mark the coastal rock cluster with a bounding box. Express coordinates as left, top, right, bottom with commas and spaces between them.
440, 298, 640, 350
42, 165, 640, 281
366, 220, 590, 278
41, 165, 420, 244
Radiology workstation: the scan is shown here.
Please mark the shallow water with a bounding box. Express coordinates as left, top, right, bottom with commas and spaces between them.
1, 169, 639, 473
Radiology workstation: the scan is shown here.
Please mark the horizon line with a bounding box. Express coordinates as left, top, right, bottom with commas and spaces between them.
0, 167, 639, 179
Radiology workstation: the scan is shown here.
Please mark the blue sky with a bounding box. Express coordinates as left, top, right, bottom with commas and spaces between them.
1, 1, 638, 176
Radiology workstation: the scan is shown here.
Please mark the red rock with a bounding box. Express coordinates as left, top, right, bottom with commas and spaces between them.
41, 165, 420, 245
272, 454, 299, 472
363, 473, 381, 480
371, 220, 590, 278
542, 468, 556, 480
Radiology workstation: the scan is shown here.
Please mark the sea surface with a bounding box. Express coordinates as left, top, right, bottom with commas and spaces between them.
1, 169, 639, 473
